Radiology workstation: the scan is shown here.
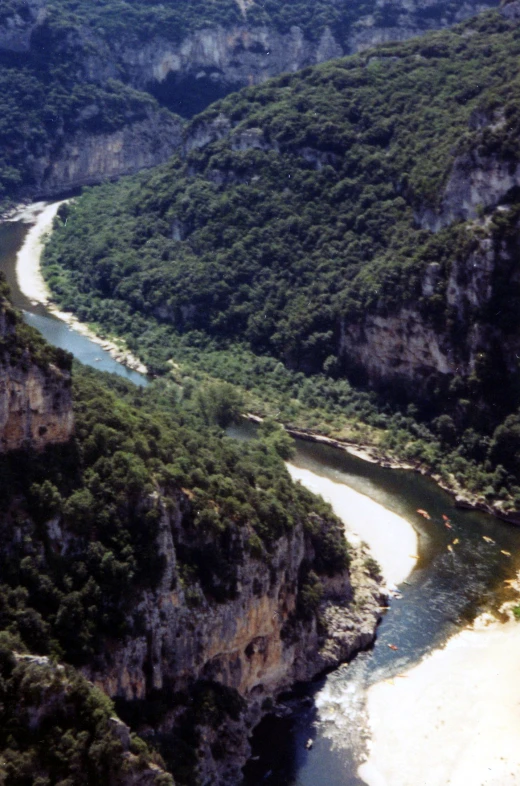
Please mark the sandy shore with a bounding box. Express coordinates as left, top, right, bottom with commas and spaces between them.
359, 602, 520, 786
287, 464, 418, 587
14, 201, 148, 375
246, 415, 520, 525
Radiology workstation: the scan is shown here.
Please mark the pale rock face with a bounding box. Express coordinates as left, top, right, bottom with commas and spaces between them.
417, 151, 520, 231
117, 25, 342, 96
0, 310, 74, 452
338, 220, 515, 392
81, 495, 383, 784
29, 110, 184, 197
340, 308, 454, 388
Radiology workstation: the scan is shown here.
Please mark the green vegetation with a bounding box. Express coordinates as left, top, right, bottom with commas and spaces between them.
36, 0, 495, 49
42, 9, 520, 509
0, 362, 348, 663
0, 275, 71, 371
0, 633, 172, 786
0, 0, 495, 203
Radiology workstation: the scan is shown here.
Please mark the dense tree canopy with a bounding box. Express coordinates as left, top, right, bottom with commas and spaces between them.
41, 8, 520, 509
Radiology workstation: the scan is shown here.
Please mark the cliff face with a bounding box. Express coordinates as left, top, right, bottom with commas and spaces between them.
0, 304, 73, 452
0, 652, 172, 785
29, 109, 184, 198
0, 0, 499, 203
113, 0, 498, 115
0, 1, 499, 115
81, 492, 383, 784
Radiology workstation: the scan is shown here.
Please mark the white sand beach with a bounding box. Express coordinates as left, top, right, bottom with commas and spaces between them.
16, 200, 67, 303
359, 609, 520, 786
14, 201, 148, 375
286, 464, 418, 587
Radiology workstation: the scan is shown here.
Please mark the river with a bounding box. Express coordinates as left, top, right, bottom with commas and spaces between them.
0, 207, 147, 385
2, 204, 520, 786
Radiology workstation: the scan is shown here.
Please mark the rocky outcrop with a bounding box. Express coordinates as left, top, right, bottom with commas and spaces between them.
0, 0, 500, 204
25, 108, 184, 199
417, 147, 520, 231
340, 308, 455, 392
81, 493, 383, 784
6, 653, 172, 785
339, 206, 520, 398
0, 1, 499, 117
0, 304, 74, 452
110, 2, 498, 115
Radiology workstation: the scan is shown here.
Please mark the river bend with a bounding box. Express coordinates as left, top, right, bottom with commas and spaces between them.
3, 204, 520, 786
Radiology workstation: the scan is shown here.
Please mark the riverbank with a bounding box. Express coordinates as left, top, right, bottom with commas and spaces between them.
14, 201, 149, 376
245, 415, 520, 527
287, 463, 417, 587
359, 587, 520, 786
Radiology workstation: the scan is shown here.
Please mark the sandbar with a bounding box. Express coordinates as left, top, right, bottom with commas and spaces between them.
14, 201, 148, 375
359, 612, 520, 786
287, 463, 418, 587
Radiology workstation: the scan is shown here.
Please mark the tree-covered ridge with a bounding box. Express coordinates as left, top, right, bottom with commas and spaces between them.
0, 636, 172, 786
0, 0, 498, 203
0, 53, 172, 204
41, 8, 520, 509
42, 12, 519, 378
44, 9, 520, 361
0, 362, 348, 666
42, 0, 498, 45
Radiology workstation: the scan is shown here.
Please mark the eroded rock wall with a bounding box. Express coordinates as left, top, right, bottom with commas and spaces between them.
30, 109, 184, 198
80, 494, 383, 784
0, 306, 73, 452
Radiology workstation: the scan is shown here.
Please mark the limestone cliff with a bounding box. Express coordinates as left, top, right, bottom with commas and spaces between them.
112, 0, 498, 116
0, 652, 172, 785
0, 295, 74, 451
81, 492, 383, 784
0, 1, 499, 117
0, 0, 499, 203
29, 108, 184, 198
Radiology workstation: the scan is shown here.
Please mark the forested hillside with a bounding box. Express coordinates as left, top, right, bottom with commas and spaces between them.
42, 4, 520, 513
0, 275, 377, 783
0, 0, 497, 204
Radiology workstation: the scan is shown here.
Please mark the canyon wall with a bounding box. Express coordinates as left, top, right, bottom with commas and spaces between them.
30, 109, 184, 198
112, 0, 498, 113
81, 493, 383, 784
0, 302, 73, 452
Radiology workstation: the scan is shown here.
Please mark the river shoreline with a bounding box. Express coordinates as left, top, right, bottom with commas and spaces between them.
286, 463, 418, 588
14, 198, 517, 526
245, 414, 520, 527
13, 201, 149, 376
359, 590, 520, 786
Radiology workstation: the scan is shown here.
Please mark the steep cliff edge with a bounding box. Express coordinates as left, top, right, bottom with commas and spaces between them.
0, 647, 173, 785
1, 1, 498, 115
86, 493, 382, 784
0, 0, 498, 203
39, 6, 520, 511
0, 277, 73, 451
0, 344, 385, 784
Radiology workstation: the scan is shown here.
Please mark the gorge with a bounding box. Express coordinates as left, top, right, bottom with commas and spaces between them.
3, 1, 520, 784
3, 199, 520, 786
0, 0, 499, 204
